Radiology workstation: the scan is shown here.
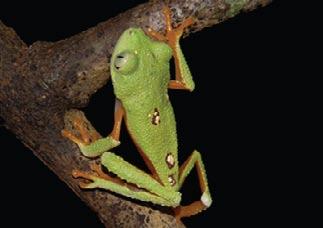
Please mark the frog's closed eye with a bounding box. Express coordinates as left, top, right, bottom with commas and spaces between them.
114, 51, 138, 74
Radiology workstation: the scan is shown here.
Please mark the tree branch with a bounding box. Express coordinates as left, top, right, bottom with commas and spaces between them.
0, 0, 271, 227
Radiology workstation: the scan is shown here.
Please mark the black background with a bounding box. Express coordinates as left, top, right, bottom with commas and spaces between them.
0, 1, 296, 227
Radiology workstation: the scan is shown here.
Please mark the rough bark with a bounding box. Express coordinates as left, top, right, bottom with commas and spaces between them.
0, 0, 271, 227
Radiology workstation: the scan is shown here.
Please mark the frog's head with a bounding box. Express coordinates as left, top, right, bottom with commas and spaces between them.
110, 28, 172, 101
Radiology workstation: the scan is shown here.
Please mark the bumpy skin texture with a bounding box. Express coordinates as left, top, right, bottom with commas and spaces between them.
0, 0, 272, 225
67, 23, 212, 215
80, 137, 120, 157
111, 29, 179, 188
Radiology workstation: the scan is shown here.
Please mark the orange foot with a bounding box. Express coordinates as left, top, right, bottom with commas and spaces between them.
72, 168, 98, 189
61, 116, 101, 146
72, 162, 124, 188
147, 6, 194, 48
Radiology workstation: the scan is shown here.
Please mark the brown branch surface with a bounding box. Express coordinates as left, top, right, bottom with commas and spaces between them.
0, 0, 271, 227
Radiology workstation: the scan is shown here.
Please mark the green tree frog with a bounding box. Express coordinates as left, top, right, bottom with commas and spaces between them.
62, 7, 212, 220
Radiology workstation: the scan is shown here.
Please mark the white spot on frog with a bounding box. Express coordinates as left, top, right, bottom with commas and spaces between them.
166, 153, 175, 169
151, 108, 160, 125
168, 175, 176, 186
201, 192, 212, 207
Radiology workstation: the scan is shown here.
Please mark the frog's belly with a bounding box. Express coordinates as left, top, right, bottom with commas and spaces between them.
124, 102, 179, 187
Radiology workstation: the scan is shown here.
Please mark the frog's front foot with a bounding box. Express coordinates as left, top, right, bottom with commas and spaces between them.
62, 115, 100, 147
147, 6, 194, 47
62, 116, 120, 157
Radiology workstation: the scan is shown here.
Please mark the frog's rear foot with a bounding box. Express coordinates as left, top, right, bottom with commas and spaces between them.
72, 169, 99, 189
89, 162, 116, 181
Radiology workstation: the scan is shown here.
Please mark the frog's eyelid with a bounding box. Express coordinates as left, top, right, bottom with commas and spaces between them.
113, 51, 138, 74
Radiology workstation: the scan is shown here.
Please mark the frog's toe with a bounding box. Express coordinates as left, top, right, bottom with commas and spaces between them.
146, 28, 167, 41
89, 162, 111, 180
61, 129, 85, 146
72, 169, 100, 189
79, 181, 98, 189
72, 169, 94, 179
72, 117, 92, 144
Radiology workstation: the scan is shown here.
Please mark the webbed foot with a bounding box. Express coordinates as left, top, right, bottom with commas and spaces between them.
62, 115, 120, 157
72, 168, 99, 189
147, 6, 195, 91
62, 115, 100, 147
72, 162, 125, 189
147, 6, 194, 47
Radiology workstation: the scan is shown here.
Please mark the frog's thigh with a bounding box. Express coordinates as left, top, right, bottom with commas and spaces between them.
101, 152, 180, 206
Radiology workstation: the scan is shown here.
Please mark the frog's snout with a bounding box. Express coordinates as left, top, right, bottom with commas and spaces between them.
125, 28, 145, 38
127, 28, 138, 36
127, 28, 137, 35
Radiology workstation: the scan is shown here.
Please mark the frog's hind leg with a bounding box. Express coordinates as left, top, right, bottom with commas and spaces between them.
174, 150, 212, 220
72, 162, 176, 207
100, 152, 181, 206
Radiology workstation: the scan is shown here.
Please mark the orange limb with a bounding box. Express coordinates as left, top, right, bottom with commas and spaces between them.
174, 151, 212, 220
168, 80, 190, 90
147, 6, 195, 91
109, 99, 124, 141
61, 129, 86, 145
73, 162, 150, 192
72, 164, 124, 188
61, 116, 100, 145
174, 201, 206, 219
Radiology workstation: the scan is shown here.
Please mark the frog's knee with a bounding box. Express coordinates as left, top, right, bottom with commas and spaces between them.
201, 191, 212, 207
101, 152, 116, 164
192, 150, 202, 158
173, 193, 182, 207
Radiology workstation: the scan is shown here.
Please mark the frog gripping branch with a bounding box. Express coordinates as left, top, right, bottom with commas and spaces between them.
1, 0, 272, 226
62, 7, 212, 220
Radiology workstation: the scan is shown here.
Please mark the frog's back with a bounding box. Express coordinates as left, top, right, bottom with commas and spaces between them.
110, 28, 178, 187
122, 89, 179, 188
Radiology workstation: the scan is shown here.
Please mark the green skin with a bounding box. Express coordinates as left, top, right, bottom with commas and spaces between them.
76, 28, 212, 208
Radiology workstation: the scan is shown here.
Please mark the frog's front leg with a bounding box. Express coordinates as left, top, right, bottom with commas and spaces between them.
61, 99, 123, 157
148, 6, 195, 91
174, 150, 212, 219
73, 152, 181, 207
